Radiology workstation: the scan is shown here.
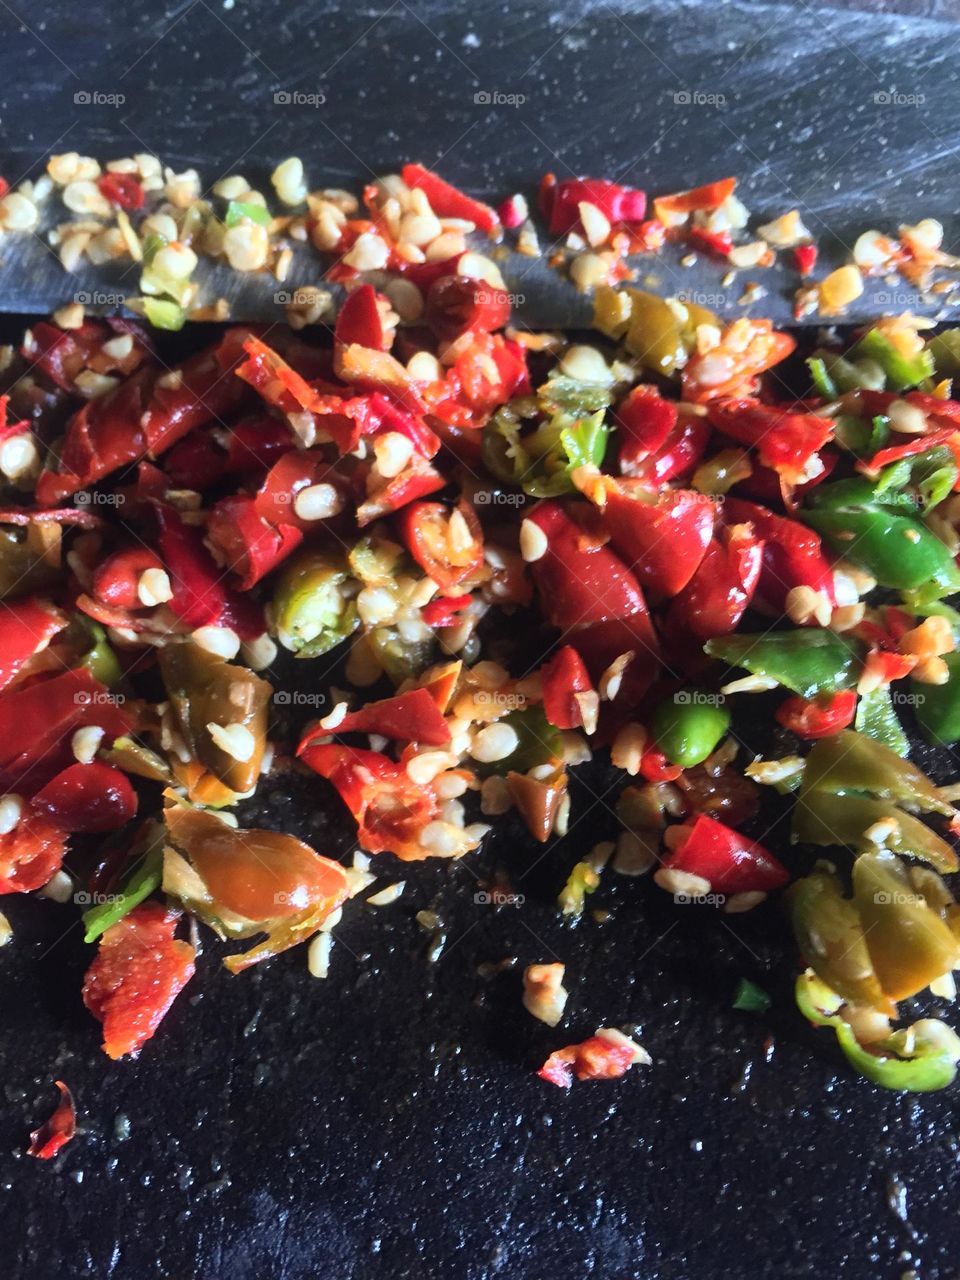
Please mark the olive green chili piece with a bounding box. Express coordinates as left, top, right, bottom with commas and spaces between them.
159, 641, 272, 796
273, 548, 358, 658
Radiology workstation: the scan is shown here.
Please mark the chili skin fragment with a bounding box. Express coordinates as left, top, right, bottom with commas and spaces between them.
82, 902, 195, 1060
27, 1080, 76, 1160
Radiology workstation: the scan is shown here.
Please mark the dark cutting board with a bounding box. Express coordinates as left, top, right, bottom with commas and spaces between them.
3, 3, 960, 1278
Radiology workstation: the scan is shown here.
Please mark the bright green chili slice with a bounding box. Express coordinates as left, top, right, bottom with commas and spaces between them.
847, 329, 935, 391
82, 835, 164, 944
225, 200, 272, 228
651, 691, 730, 768
705, 630, 863, 700
854, 685, 909, 756
796, 970, 960, 1093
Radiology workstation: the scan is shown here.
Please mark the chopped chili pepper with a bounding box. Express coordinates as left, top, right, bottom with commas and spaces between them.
298, 742, 441, 861
163, 805, 350, 972
0, 810, 67, 893
540, 646, 595, 731
206, 494, 304, 590
776, 690, 857, 739
661, 813, 789, 894
334, 283, 390, 350
397, 499, 484, 592
584, 475, 715, 597
794, 244, 818, 276
82, 902, 195, 1059
97, 172, 145, 210
33, 762, 138, 833
614, 384, 678, 469
319, 688, 452, 746
723, 498, 836, 612
421, 593, 472, 628
425, 275, 510, 338
707, 398, 834, 486
27, 1081, 76, 1160
401, 163, 499, 234
0, 596, 65, 692
666, 523, 763, 640
538, 1029, 649, 1087
543, 177, 647, 236
154, 504, 265, 640
689, 225, 733, 257
92, 546, 165, 610
653, 177, 736, 222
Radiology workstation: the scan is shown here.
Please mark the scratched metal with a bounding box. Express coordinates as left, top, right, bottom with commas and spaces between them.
0, 2, 959, 325
2, 3, 960, 1279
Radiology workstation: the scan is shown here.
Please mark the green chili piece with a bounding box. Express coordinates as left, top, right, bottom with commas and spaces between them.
926, 329, 960, 379
77, 619, 123, 688
82, 835, 164, 944
732, 978, 771, 1014
853, 851, 960, 1000
802, 730, 954, 816
476, 705, 563, 778
225, 200, 272, 228
796, 970, 960, 1092
792, 788, 957, 874
915, 652, 960, 745
705, 630, 862, 700
274, 549, 358, 657
806, 356, 837, 400
558, 860, 600, 917
847, 329, 935, 390
651, 691, 730, 768
143, 298, 186, 331
854, 686, 909, 756
787, 865, 889, 1009
810, 348, 885, 393
801, 504, 960, 594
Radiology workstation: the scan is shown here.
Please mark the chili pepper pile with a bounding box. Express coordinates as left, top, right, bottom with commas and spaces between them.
9, 176, 960, 1143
